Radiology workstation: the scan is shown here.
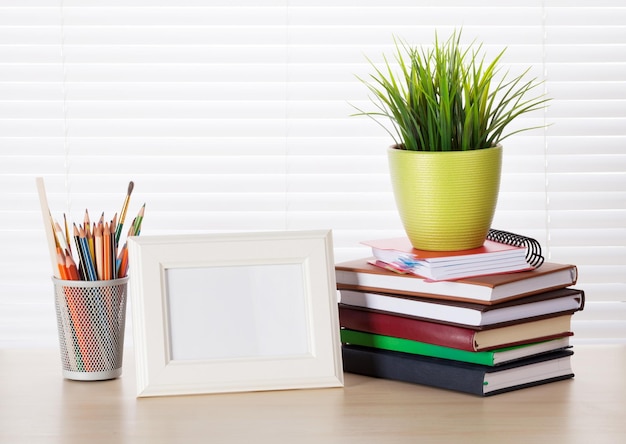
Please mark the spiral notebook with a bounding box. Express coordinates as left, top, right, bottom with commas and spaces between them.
362, 229, 545, 281
486, 229, 544, 268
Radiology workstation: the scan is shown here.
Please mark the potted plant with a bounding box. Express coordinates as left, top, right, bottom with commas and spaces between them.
353, 30, 549, 251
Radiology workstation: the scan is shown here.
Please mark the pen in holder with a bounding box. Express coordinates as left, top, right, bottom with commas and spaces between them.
52, 276, 129, 381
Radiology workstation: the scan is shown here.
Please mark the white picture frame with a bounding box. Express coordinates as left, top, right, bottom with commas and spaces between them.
127, 229, 344, 397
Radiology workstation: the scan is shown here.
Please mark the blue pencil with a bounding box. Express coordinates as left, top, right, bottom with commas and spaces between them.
74, 224, 97, 281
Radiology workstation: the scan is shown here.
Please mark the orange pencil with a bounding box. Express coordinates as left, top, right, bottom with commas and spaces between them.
57, 248, 69, 280
116, 241, 128, 278
123, 246, 129, 277
65, 250, 80, 280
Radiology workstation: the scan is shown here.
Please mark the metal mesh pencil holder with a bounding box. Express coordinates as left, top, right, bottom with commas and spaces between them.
52, 276, 129, 381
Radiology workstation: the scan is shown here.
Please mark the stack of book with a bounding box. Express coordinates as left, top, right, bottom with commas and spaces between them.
336, 233, 584, 396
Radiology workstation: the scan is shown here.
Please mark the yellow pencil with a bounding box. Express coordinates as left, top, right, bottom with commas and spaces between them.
94, 223, 104, 281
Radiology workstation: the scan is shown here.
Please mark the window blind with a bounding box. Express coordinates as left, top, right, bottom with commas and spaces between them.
1, 0, 624, 347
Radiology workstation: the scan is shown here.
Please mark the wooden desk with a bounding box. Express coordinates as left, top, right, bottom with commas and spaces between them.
1, 345, 624, 443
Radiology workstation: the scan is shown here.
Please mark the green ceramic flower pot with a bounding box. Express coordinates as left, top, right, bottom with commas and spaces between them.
388, 145, 502, 251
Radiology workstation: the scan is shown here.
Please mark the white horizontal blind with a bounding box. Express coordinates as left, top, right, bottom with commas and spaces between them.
0, 0, 624, 347
541, 1, 626, 342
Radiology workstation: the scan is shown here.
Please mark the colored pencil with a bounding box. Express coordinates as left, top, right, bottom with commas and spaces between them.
72, 224, 85, 280
84, 209, 96, 266
54, 221, 71, 254
110, 220, 117, 278
57, 248, 69, 280
94, 223, 104, 281
39, 179, 143, 281
133, 203, 145, 235
116, 224, 133, 278
74, 224, 97, 281
103, 222, 111, 280
81, 226, 98, 281
65, 250, 80, 280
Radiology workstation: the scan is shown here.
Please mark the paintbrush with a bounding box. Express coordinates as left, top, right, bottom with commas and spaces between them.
114, 181, 134, 246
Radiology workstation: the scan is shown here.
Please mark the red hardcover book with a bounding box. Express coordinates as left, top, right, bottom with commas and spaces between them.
338, 304, 574, 352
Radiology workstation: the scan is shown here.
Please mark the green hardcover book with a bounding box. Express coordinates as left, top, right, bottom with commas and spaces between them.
340, 329, 571, 366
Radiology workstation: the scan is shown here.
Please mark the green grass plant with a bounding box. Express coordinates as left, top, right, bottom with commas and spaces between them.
354, 30, 550, 151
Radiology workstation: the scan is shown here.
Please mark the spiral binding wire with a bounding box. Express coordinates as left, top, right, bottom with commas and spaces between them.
487, 228, 545, 268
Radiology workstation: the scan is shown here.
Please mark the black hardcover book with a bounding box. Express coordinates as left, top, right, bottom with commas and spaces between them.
342, 345, 574, 397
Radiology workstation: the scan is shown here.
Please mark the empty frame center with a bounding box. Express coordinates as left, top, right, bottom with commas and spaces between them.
165, 262, 310, 361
